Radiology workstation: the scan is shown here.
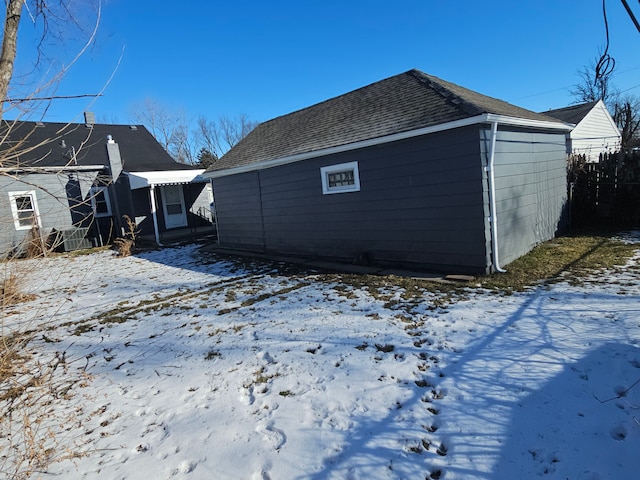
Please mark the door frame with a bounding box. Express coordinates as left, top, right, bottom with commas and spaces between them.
160, 184, 188, 229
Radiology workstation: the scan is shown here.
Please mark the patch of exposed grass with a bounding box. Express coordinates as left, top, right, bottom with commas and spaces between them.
478, 233, 639, 291
374, 343, 395, 353
204, 349, 221, 360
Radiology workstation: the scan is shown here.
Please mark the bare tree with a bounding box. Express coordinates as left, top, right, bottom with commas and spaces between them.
570, 57, 618, 105
219, 114, 258, 150
171, 121, 197, 164
613, 95, 640, 150
130, 98, 199, 164
196, 113, 258, 158
1, 2, 110, 477
134, 100, 259, 164
571, 56, 640, 150
130, 98, 181, 152
0, 0, 25, 120
1, 0, 103, 121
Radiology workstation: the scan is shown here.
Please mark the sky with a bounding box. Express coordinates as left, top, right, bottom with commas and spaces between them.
8, 0, 640, 126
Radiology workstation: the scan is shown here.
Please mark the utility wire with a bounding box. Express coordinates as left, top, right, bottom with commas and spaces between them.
620, 0, 640, 33
594, 0, 616, 87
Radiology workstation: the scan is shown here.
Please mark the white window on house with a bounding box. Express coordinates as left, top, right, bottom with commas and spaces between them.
8, 191, 41, 230
320, 161, 361, 195
90, 187, 112, 217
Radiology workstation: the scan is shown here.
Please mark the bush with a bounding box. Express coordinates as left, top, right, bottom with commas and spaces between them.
113, 215, 140, 257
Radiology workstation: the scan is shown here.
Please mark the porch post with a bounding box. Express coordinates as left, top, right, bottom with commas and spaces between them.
149, 183, 163, 246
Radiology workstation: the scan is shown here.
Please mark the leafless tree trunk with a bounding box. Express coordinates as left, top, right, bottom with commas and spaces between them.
0, 0, 25, 121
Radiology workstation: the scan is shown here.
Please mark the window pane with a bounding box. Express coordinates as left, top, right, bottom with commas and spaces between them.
95, 191, 108, 213
95, 201, 109, 214
16, 196, 33, 210
328, 170, 355, 187
18, 211, 35, 227
167, 204, 183, 215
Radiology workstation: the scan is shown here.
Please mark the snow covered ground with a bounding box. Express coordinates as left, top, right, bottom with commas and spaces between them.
2, 238, 640, 480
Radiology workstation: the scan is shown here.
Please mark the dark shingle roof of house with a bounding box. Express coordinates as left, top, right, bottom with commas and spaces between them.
0, 121, 192, 171
208, 69, 563, 173
542, 101, 598, 125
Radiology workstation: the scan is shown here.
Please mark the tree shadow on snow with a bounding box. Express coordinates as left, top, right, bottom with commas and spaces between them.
492, 342, 640, 480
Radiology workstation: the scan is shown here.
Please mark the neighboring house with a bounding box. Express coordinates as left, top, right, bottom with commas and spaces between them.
0, 115, 213, 257
204, 69, 573, 275
543, 100, 621, 161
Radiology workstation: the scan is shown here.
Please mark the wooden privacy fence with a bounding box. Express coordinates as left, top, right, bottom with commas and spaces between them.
569, 151, 640, 227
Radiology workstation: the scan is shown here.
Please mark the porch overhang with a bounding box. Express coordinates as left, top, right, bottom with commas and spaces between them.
125, 169, 208, 247
126, 169, 207, 189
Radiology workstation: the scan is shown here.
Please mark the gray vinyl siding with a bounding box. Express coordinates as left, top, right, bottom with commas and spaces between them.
213, 126, 489, 273
0, 171, 98, 256
482, 128, 568, 267
212, 171, 265, 251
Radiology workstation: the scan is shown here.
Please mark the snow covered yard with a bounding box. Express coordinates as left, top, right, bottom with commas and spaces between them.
2, 239, 640, 480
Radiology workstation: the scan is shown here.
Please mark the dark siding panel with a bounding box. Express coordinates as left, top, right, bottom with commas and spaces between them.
132, 189, 153, 235
254, 126, 488, 273
212, 172, 265, 251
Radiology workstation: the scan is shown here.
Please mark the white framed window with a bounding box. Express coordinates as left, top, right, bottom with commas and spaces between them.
89, 186, 112, 217
320, 161, 361, 195
8, 191, 41, 230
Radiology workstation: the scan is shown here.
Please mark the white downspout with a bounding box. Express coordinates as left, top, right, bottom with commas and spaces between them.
149, 184, 164, 247
487, 121, 506, 273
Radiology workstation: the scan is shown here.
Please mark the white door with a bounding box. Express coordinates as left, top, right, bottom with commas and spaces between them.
161, 185, 188, 229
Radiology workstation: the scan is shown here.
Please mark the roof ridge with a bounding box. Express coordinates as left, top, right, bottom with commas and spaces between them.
407, 69, 483, 117
544, 100, 598, 114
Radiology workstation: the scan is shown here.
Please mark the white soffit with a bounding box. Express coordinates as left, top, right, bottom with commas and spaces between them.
127, 169, 207, 190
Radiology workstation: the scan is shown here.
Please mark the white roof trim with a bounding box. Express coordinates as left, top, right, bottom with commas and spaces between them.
0, 164, 104, 173
127, 169, 207, 189
204, 114, 573, 179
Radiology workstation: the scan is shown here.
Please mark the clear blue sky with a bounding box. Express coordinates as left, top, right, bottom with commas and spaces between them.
11, 0, 640, 125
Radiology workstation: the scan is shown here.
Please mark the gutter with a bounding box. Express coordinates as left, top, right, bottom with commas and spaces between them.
486, 121, 506, 273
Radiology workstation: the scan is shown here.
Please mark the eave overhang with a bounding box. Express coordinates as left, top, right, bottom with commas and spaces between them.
204, 113, 574, 180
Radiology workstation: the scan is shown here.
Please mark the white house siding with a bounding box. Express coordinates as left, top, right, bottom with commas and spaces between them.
569, 102, 621, 161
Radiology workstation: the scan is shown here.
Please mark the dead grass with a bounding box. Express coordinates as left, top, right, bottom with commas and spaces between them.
478, 233, 639, 291
1, 263, 90, 478
317, 232, 638, 295
113, 215, 140, 257
1, 274, 37, 308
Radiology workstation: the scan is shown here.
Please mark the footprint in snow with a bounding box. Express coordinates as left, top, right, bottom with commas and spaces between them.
251, 462, 273, 480
257, 351, 275, 364
255, 421, 286, 450
240, 386, 255, 406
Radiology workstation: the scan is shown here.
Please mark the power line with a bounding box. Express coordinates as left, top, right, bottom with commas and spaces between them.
620, 0, 640, 33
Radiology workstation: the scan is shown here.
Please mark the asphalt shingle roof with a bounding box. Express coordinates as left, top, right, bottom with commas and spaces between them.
0, 121, 192, 171
542, 101, 598, 125
208, 69, 562, 173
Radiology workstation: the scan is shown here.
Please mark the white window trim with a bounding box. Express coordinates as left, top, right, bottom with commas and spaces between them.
8, 190, 41, 230
90, 186, 112, 217
320, 161, 361, 195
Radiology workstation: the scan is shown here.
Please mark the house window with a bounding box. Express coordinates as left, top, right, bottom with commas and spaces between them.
90, 187, 112, 217
8, 191, 41, 230
320, 161, 361, 195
